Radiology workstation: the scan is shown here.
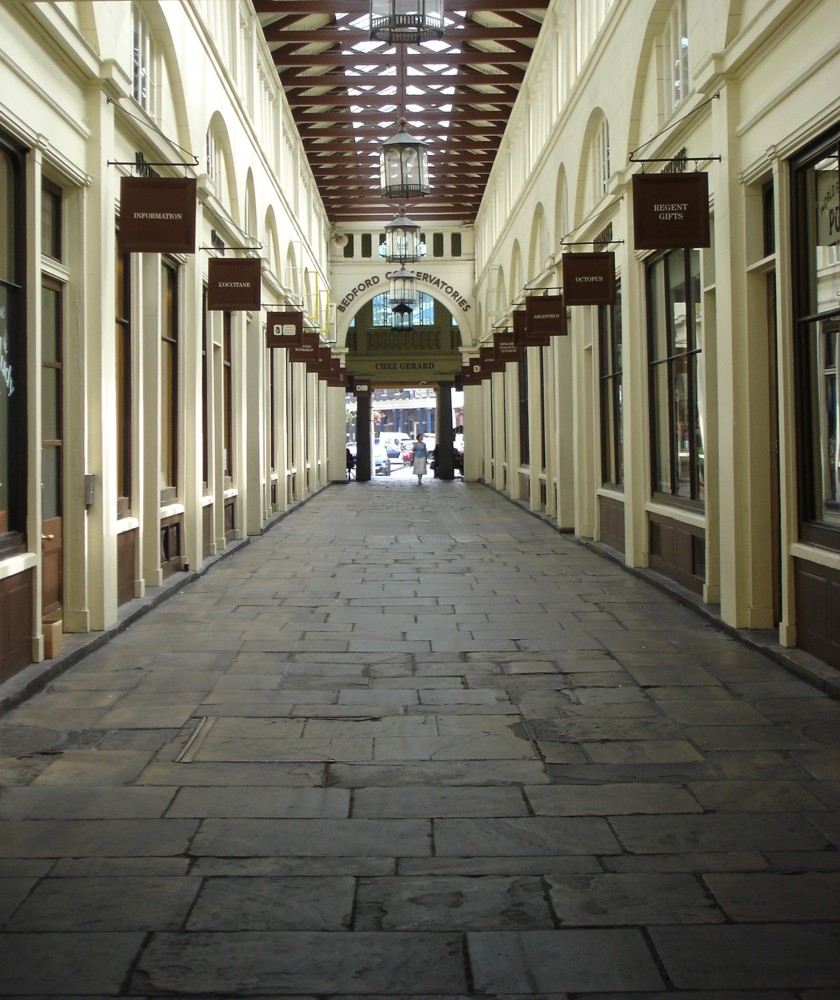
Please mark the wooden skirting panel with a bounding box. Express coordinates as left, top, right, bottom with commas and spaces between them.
648, 511, 705, 596
0, 568, 34, 683
117, 529, 136, 607
599, 495, 625, 555
794, 557, 840, 669
160, 514, 184, 580
203, 504, 214, 560
224, 498, 236, 542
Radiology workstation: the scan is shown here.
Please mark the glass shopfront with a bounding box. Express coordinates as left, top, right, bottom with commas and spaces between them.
793, 130, 840, 549
0, 135, 25, 555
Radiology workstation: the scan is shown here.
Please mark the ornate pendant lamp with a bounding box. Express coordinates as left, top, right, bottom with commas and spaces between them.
370, 0, 444, 44
379, 121, 430, 201
391, 301, 414, 330
389, 266, 417, 309
382, 212, 426, 263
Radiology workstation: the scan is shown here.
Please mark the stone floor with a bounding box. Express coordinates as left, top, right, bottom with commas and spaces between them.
1, 478, 839, 998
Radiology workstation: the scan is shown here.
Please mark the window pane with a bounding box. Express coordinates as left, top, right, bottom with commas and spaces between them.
672, 353, 691, 497
42, 446, 60, 520
0, 154, 13, 282
41, 186, 61, 261
42, 367, 60, 441
813, 320, 840, 524
0, 284, 12, 533
668, 251, 689, 351
652, 361, 671, 492
1, 140, 24, 543
42, 286, 60, 363
649, 259, 668, 360
160, 340, 174, 487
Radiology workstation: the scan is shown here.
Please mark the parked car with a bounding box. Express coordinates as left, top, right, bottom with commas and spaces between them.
373, 441, 391, 476
383, 436, 403, 461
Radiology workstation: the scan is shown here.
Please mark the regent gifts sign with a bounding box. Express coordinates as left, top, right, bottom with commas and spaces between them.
562, 252, 616, 305
632, 172, 711, 249
118, 177, 197, 253
208, 258, 262, 311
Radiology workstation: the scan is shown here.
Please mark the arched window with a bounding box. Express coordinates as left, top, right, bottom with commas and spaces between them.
662, 0, 689, 112
372, 291, 436, 326
594, 117, 611, 200
131, 2, 156, 115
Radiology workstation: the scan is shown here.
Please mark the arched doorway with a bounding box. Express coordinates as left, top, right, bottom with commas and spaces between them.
344, 290, 463, 481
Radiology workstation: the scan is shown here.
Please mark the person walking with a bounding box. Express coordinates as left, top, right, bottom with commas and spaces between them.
412, 433, 428, 485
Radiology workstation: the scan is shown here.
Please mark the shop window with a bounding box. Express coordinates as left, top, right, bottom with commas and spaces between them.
116, 248, 132, 514
223, 311, 233, 482
518, 358, 529, 465
0, 137, 26, 555
201, 287, 210, 489
792, 131, 840, 549
599, 284, 623, 487
647, 249, 705, 504
160, 260, 179, 499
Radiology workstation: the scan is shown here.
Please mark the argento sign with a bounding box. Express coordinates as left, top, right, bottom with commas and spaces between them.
562, 251, 616, 305
633, 172, 711, 249
526, 294, 567, 337
118, 176, 197, 254
336, 271, 471, 313
208, 258, 262, 310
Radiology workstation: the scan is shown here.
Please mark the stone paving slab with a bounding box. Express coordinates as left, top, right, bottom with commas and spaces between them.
133, 931, 468, 995
466, 929, 665, 993
0, 932, 145, 995
1, 479, 839, 997
5, 875, 201, 930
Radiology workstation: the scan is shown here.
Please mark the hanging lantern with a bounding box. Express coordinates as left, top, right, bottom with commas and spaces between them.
370, 0, 444, 44
379, 121, 430, 201
383, 213, 426, 263
391, 301, 414, 330
389, 266, 417, 308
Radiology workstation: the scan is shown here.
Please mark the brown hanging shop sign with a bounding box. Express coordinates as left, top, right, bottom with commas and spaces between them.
562, 252, 616, 305
265, 310, 304, 348
118, 176, 197, 253
460, 362, 483, 386
480, 345, 505, 373
494, 330, 523, 364
526, 294, 567, 337
208, 258, 262, 311
632, 172, 711, 249
288, 332, 320, 364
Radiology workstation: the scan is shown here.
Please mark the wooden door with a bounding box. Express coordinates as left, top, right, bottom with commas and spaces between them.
41, 282, 63, 617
